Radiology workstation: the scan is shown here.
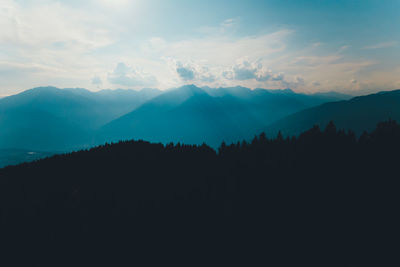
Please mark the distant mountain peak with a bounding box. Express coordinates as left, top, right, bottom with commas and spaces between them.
222, 86, 251, 92
263, 88, 295, 94
28, 86, 60, 93
179, 84, 204, 92
215, 86, 252, 98
173, 84, 207, 96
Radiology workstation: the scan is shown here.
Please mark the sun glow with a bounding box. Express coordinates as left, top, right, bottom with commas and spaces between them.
98, 0, 134, 9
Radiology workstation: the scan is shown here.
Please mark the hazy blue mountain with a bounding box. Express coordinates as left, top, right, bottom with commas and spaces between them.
0, 106, 88, 151
99, 85, 347, 147
98, 85, 245, 147
310, 91, 352, 101
204, 86, 350, 102
0, 86, 161, 128
0, 86, 161, 151
203, 86, 350, 136
265, 89, 400, 137
0, 84, 349, 156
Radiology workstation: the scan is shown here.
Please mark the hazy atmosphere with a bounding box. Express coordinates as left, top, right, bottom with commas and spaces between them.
1, 0, 399, 96
2, 1, 400, 265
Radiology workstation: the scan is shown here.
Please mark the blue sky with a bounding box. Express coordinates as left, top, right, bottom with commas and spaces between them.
1, 0, 399, 95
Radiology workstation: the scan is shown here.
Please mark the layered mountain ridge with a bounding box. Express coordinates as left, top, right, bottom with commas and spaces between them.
3, 84, 397, 167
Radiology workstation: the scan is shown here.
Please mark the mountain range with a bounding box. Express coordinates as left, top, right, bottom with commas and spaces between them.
98, 85, 351, 147
2, 84, 399, 167
0, 86, 161, 151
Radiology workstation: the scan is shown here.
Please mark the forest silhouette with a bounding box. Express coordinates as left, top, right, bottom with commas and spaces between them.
1, 120, 399, 266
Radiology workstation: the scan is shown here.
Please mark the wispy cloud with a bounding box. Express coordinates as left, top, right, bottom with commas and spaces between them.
221, 18, 240, 28
338, 45, 350, 53
363, 41, 398, 49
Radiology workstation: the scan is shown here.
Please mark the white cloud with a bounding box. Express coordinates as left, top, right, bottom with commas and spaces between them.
0, 0, 119, 93
169, 57, 293, 86
0, 0, 113, 49
150, 37, 376, 92
149, 30, 292, 67
170, 60, 216, 83
228, 59, 272, 82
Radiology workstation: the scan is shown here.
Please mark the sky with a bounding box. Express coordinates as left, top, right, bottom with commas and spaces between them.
1, 0, 400, 96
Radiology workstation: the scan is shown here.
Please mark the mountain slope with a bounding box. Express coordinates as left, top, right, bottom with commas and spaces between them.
98, 85, 245, 147
204, 86, 350, 125
0, 86, 161, 128
199, 86, 350, 139
0, 86, 161, 151
265, 89, 400, 136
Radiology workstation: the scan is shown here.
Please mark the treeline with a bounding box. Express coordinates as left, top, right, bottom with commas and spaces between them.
1, 120, 400, 266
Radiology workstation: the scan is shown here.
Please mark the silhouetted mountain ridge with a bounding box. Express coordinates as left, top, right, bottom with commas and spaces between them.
0, 84, 365, 166
265, 89, 400, 137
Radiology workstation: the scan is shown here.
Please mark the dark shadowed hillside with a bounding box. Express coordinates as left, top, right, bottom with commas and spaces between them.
1, 120, 399, 266
265, 89, 400, 137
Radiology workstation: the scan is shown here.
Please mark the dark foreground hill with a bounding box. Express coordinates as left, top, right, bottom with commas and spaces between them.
1, 120, 400, 266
